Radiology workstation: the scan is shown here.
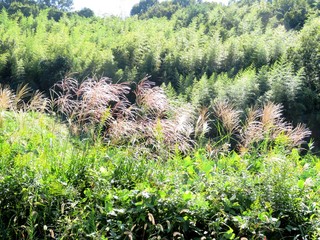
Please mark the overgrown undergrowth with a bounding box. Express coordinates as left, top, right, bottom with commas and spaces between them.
0, 110, 320, 239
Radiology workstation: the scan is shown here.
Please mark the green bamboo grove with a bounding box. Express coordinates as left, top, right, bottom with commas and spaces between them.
0, 0, 319, 139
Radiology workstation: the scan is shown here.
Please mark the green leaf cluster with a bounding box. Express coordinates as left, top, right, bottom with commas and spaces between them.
0, 111, 320, 239
0, 0, 319, 140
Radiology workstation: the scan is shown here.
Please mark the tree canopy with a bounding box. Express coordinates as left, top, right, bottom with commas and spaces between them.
0, 0, 73, 11
0, 0, 319, 142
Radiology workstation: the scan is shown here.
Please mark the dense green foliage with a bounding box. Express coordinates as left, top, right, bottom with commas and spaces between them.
0, 0, 74, 21
1, 0, 320, 239
0, 0, 319, 138
0, 110, 320, 239
0, 0, 73, 11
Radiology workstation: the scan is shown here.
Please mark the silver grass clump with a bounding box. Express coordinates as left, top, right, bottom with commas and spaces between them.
239, 106, 264, 148
78, 77, 130, 104
54, 77, 199, 155
108, 119, 142, 145
54, 77, 130, 126
285, 123, 311, 148
27, 90, 49, 112
117, 89, 195, 154
212, 100, 241, 135
152, 104, 196, 154
0, 84, 15, 111
77, 77, 130, 124
0, 84, 48, 112
239, 102, 311, 152
194, 107, 211, 139
54, 91, 79, 117
207, 101, 311, 155
172, 104, 196, 137
261, 102, 286, 132
135, 77, 169, 116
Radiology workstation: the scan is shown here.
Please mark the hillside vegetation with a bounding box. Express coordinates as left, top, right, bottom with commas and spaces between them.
0, 0, 320, 239
0, 73, 319, 239
0, 0, 319, 127
0, 84, 319, 239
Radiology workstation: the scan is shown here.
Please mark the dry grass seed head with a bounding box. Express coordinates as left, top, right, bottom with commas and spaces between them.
82, 78, 129, 102
286, 123, 311, 148
172, 104, 195, 137
139, 87, 169, 116
135, 78, 169, 116
135, 77, 155, 98
80, 78, 128, 104
195, 107, 210, 138
54, 77, 131, 125
55, 92, 79, 117
149, 104, 197, 153
239, 107, 264, 148
14, 84, 31, 109
157, 119, 195, 154
108, 118, 149, 145
27, 90, 49, 112
212, 100, 241, 134
261, 102, 285, 130
246, 106, 260, 124
0, 85, 15, 110
112, 100, 139, 120
55, 77, 79, 95
240, 122, 264, 149
79, 78, 130, 123
260, 102, 291, 143
240, 103, 311, 150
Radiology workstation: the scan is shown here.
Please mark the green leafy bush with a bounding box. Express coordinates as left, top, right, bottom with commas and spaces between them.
0, 85, 319, 239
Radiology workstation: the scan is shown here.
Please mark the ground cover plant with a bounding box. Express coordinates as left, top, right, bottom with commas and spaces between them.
0, 83, 320, 239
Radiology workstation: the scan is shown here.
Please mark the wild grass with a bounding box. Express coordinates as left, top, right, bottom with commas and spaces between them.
210, 101, 311, 156
0, 109, 319, 239
239, 102, 311, 153
0, 83, 48, 112
0, 83, 319, 239
53, 76, 197, 155
52, 77, 311, 159
212, 100, 241, 135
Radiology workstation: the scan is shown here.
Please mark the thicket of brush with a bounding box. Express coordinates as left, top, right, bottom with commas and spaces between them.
0, 1, 319, 144
1, 82, 320, 239
0, 1, 319, 238
51, 76, 311, 156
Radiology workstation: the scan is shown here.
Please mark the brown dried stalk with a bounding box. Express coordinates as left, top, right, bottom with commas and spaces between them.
194, 107, 210, 139
27, 90, 49, 112
286, 123, 311, 148
239, 102, 311, 151
0, 85, 15, 110
135, 77, 169, 116
240, 107, 264, 148
212, 100, 241, 134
